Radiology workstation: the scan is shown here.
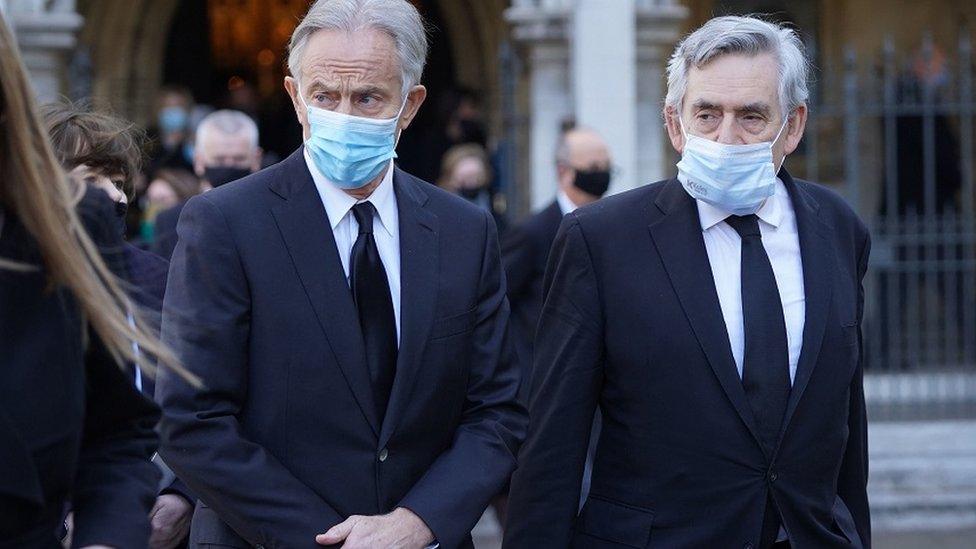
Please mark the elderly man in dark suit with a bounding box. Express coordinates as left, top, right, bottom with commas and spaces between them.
506, 15, 871, 549
502, 127, 611, 389
156, 1, 526, 548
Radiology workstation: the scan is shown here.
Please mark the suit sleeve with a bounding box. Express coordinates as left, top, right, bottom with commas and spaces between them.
71, 190, 162, 549
156, 195, 344, 548
503, 214, 605, 548
838, 226, 871, 548
398, 210, 528, 548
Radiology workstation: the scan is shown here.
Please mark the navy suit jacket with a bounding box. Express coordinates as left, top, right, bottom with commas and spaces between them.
504, 173, 871, 548
501, 201, 563, 398
157, 148, 526, 549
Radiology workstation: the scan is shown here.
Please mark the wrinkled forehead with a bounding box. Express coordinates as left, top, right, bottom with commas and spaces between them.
299, 27, 402, 90
685, 52, 781, 111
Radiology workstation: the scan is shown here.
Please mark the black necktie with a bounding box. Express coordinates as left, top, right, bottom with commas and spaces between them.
350, 202, 397, 422
725, 214, 791, 547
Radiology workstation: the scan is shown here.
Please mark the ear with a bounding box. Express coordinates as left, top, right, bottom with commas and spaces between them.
251, 147, 264, 172
398, 84, 428, 132
193, 150, 205, 177
556, 163, 573, 191
284, 76, 308, 130
664, 105, 685, 155
782, 103, 808, 156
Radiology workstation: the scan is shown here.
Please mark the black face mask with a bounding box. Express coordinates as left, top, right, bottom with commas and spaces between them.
458, 186, 487, 201
114, 200, 128, 236
573, 168, 612, 197
204, 166, 251, 188
458, 119, 487, 147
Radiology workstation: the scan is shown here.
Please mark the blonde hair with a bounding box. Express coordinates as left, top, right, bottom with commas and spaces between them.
0, 14, 192, 382
438, 143, 492, 189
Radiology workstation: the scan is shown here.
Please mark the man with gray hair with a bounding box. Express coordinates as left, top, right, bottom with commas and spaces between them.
506, 15, 870, 548
156, 1, 526, 548
153, 109, 262, 260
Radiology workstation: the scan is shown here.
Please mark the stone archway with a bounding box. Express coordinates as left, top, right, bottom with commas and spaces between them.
80, 0, 182, 125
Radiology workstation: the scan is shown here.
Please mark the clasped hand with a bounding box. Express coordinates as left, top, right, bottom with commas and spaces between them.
315, 507, 434, 548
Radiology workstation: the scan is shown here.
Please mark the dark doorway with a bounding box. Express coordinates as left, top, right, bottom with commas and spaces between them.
160, 0, 463, 173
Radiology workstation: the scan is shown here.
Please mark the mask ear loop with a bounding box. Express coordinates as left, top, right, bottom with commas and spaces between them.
393, 95, 409, 148
676, 110, 689, 140
771, 112, 792, 173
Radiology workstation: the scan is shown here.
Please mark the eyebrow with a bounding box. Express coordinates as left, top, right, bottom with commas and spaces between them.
352, 85, 387, 97
690, 99, 772, 117
691, 99, 721, 112
737, 102, 772, 117
305, 81, 390, 98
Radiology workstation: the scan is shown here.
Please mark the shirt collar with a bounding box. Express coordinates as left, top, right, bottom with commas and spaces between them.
696, 177, 786, 231
304, 150, 397, 238
556, 190, 578, 215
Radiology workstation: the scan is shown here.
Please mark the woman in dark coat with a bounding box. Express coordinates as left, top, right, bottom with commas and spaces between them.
0, 13, 180, 548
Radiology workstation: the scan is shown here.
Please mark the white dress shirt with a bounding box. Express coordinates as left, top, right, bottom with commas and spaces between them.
556, 190, 578, 215
697, 178, 805, 385
305, 151, 402, 343
306, 155, 439, 548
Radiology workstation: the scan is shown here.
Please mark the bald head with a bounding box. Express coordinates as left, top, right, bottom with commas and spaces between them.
556, 128, 610, 169
556, 127, 612, 206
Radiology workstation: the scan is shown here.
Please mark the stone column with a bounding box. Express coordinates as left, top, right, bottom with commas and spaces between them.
573, 0, 638, 194
635, 0, 688, 184
506, 0, 573, 211
5, 0, 84, 103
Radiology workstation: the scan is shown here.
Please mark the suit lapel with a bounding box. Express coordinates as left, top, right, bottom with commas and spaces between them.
778, 172, 835, 442
379, 169, 439, 447
647, 180, 764, 448
269, 149, 380, 435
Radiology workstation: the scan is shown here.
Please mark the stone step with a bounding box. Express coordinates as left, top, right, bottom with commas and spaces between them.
868, 420, 976, 532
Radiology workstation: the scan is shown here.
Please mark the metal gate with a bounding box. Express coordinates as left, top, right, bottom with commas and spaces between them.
793, 33, 976, 419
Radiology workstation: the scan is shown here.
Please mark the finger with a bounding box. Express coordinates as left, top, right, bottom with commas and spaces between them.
148, 499, 164, 519
316, 516, 357, 545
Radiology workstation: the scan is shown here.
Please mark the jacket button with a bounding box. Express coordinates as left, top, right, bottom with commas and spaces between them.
768, 470, 778, 483
378, 448, 389, 462
744, 544, 753, 549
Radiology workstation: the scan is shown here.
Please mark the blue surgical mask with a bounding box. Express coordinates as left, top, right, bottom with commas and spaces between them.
158, 106, 188, 133
300, 88, 406, 189
676, 117, 788, 215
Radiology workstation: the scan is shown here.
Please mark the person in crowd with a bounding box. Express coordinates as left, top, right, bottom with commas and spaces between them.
146, 168, 202, 213
505, 15, 871, 549
502, 126, 612, 377
142, 168, 202, 246
440, 87, 488, 151
156, 1, 526, 548
147, 85, 195, 175
153, 110, 261, 260
438, 143, 507, 232
41, 101, 195, 549
0, 14, 167, 548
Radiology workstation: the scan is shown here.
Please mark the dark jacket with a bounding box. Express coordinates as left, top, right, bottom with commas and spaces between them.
505, 172, 871, 548
151, 201, 185, 262
156, 148, 527, 549
0, 188, 161, 548
501, 200, 563, 396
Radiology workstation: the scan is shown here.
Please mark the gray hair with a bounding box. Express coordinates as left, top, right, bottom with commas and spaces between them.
665, 16, 810, 117
195, 110, 259, 149
288, 0, 429, 96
